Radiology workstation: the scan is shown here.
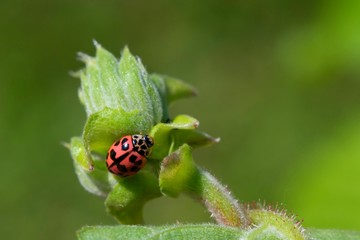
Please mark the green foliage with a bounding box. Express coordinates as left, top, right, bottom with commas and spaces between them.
68, 43, 221, 225
306, 228, 360, 240
159, 144, 197, 197
77, 224, 244, 240
77, 225, 360, 240
68, 137, 115, 197
77, 43, 162, 156
149, 114, 218, 161
67, 43, 308, 239
104, 172, 160, 224
66, 42, 360, 239
248, 207, 304, 239
77, 43, 163, 122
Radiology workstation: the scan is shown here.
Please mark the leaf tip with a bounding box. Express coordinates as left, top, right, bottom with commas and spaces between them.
69, 70, 81, 78
77, 52, 94, 65
61, 141, 70, 149
92, 39, 101, 48
121, 45, 131, 56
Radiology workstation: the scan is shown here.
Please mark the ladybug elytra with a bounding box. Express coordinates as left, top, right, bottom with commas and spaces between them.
106, 134, 154, 177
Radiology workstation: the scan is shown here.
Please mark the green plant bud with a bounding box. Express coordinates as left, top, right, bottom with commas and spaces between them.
77, 42, 163, 155
78, 42, 163, 120
68, 42, 220, 227
247, 204, 306, 240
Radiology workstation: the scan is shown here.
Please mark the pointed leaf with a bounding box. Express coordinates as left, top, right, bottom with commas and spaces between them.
150, 74, 197, 105
78, 44, 125, 115
69, 137, 118, 196
173, 130, 220, 150
118, 47, 163, 125
150, 115, 218, 161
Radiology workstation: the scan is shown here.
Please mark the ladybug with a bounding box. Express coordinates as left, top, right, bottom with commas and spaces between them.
106, 134, 154, 177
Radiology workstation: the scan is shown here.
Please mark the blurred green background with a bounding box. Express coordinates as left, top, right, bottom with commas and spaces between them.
1, 0, 360, 239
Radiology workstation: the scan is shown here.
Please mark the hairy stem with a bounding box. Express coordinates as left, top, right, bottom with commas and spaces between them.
189, 168, 250, 228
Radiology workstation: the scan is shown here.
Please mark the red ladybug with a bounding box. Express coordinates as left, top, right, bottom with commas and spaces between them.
106, 134, 154, 177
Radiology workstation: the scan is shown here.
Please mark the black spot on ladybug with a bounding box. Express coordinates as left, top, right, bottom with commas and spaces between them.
141, 145, 147, 150
110, 149, 117, 160
133, 135, 139, 139
117, 164, 127, 173
138, 139, 143, 145
138, 150, 145, 156
110, 150, 130, 164
121, 137, 128, 144
134, 160, 142, 166
131, 166, 140, 172
144, 135, 153, 147
114, 140, 120, 146
122, 143, 129, 151
129, 155, 138, 163
118, 151, 130, 161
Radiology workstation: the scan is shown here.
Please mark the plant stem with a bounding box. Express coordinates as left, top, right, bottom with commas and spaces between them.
188, 168, 250, 228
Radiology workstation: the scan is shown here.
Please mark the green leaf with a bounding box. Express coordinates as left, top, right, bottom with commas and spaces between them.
104, 171, 161, 224
77, 224, 244, 240
150, 74, 197, 105
83, 107, 151, 155
306, 228, 360, 240
118, 47, 163, 125
77, 44, 125, 115
150, 114, 218, 161
149, 74, 197, 122
77, 225, 360, 240
68, 137, 117, 196
69, 136, 94, 169
77, 225, 153, 240
173, 129, 220, 150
